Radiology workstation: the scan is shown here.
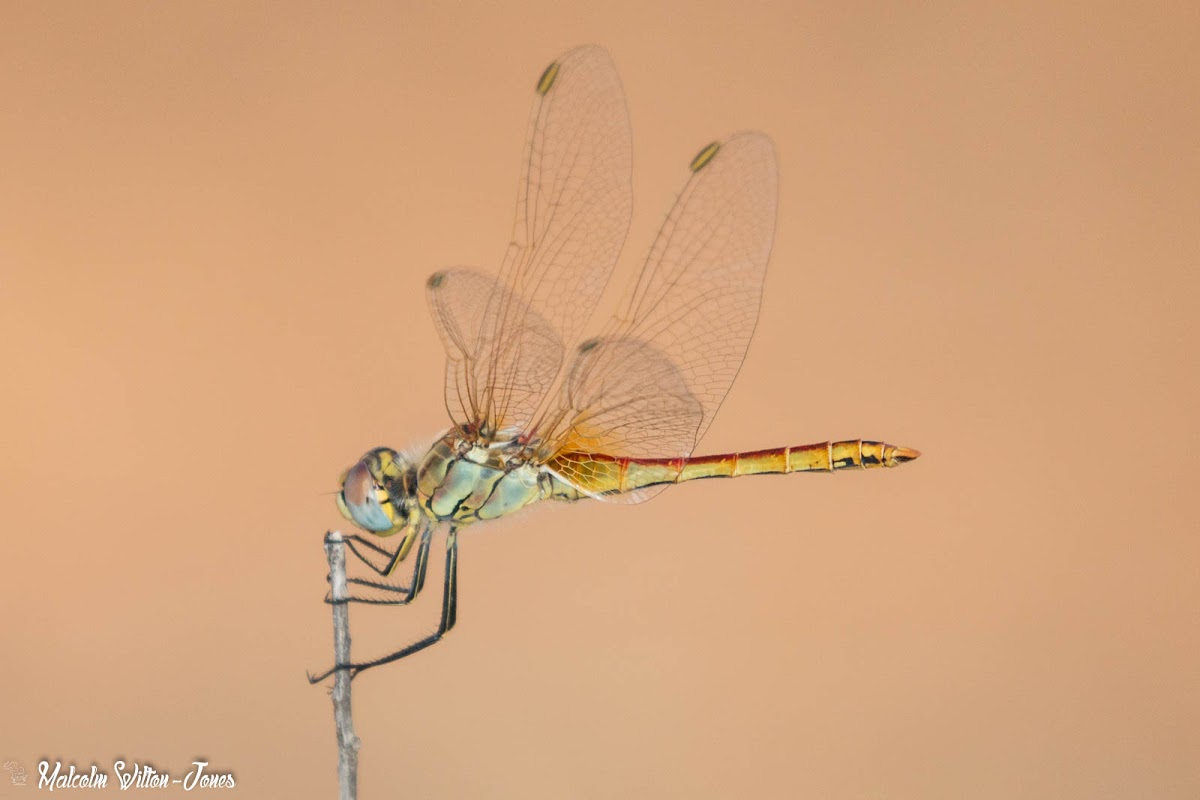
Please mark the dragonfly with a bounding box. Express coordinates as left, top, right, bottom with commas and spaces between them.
310, 45, 919, 683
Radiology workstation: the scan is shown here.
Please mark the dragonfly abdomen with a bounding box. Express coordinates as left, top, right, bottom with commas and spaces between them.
551, 440, 920, 498
673, 440, 920, 481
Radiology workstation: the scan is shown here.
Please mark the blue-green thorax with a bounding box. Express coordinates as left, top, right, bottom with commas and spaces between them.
416, 434, 545, 524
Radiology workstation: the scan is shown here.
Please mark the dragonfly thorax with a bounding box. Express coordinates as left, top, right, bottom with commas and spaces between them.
415, 433, 547, 524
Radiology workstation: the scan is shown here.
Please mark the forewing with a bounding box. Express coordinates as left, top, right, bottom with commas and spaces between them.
545, 132, 779, 501
614, 131, 778, 443
426, 268, 562, 439
437, 45, 633, 440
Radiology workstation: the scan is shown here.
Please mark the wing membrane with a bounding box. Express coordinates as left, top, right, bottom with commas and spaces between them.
430, 45, 633, 440
545, 132, 779, 501
426, 268, 561, 438
543, 336, 702, 502
553, 336, 702, 458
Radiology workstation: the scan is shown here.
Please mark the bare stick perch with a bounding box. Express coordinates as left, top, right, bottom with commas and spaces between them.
324, 531, 359, 800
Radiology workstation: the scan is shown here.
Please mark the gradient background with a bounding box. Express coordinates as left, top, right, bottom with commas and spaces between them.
2, 2, 1197, 798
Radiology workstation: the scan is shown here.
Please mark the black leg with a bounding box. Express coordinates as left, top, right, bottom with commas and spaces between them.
327, 525, 432, 606
308, 527, 459, 684
342, 529, 417, 577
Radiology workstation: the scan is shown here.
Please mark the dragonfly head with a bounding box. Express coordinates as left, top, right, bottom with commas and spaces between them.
336, 447, 417, 536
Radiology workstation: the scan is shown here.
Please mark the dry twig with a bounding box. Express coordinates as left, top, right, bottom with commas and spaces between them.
324, 531, 359, 800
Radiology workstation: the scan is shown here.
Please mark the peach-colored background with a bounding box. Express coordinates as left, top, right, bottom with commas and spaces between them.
2, 2, 1196, 798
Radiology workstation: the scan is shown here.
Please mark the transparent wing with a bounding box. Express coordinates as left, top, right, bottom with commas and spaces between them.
544, 132, 779, 501
543, 336, 702, 503
429, 45, 633, 441
426, 268, 562, 439
549, 336, 703, 459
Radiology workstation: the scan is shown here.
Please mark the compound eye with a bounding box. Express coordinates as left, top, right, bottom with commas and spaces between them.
341, 461, 373, 508
335, 491, 353, 521
337, 459, 397, 533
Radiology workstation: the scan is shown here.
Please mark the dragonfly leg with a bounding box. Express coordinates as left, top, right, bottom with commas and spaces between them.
325, 525, 432, 606
342, 527, 418, 577
308, 526, 459, 684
